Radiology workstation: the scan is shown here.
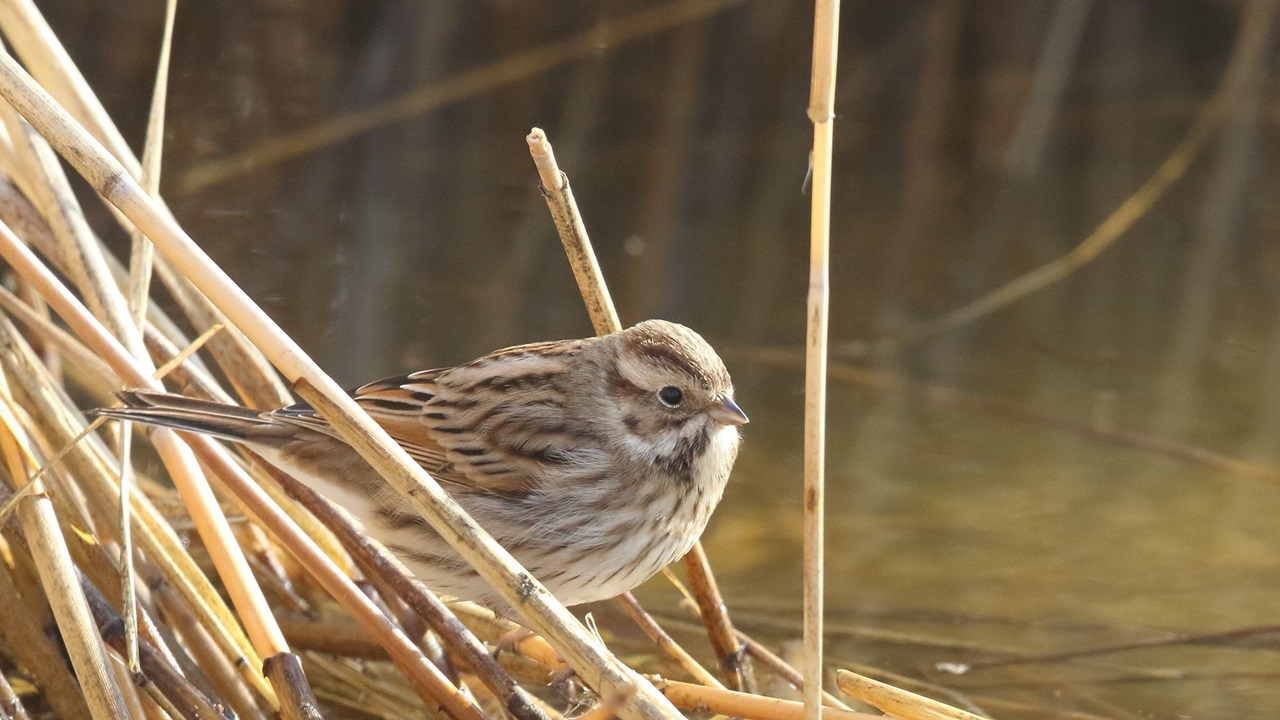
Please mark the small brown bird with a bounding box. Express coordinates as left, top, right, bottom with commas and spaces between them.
95, 320, 747, 608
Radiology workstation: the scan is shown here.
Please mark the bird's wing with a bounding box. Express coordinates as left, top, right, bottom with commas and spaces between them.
273, 338, 596, 496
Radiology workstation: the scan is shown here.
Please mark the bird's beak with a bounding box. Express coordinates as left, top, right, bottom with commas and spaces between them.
709, 396, 749, 426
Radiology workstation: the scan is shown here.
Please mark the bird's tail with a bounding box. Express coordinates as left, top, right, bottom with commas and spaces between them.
89, 390, 275, 443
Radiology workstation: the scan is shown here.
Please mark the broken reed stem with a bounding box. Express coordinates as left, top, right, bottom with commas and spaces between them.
0, 388, 130, 720
652, 679, 879, 720
262, 654, 323, 720
526, 127, 620, 335
834, 670, 982, 720
0, 55, 672, 720
803, 2, 839, 719
528, 125, 747, 690
263, 461, 550, 720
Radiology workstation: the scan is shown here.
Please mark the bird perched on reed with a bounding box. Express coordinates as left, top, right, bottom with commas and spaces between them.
93, 319, 748, 608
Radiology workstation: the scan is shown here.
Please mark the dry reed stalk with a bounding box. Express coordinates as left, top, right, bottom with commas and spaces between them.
78, 574, 226, 720
0, 363, 271, 708
617, 592, 724, 689
0, 57, 671, 719
263, 461, 551, 720
0, 0, 139, 176
262, 655, 322, 720
124, 0, 177, 327
152, 579, 270, 720
834, 670, 983, 720
0, 523, 93, 720
0, 219, 282, 701
0, 383, 129, 719
803, 2, 840, 718
526, 128, 620, 333
652, 680, 879, 720
528, 126, 748, 692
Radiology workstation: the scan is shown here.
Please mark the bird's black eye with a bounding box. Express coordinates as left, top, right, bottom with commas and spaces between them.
657, 386, 684, 407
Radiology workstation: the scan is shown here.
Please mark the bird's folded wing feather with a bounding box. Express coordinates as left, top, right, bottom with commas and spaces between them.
270, 339, 590, 497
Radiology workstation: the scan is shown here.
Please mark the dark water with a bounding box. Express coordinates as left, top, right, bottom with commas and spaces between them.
41, 1, 1280, 717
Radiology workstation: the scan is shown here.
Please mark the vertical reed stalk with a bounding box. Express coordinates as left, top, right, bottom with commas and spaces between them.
804, 2, 840, 719
528, 126, 748, 688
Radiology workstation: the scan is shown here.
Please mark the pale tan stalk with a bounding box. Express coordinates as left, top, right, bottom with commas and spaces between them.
0, 94, 142, 359
0, 219, 288, 686
0, 0, 140, 175
0, 536, 93, 720
652, 679, 879, 720
0, 313, 271, 703
0, 54, 680, 720
0, 381, 129, 719
0, 216, 483, 718
0, 284, 116, 392
125, 0, 177, 327
834, 670, 983, 720
803, 2, 839, 718
0, 197, 478, 712
527, 127, 620, 333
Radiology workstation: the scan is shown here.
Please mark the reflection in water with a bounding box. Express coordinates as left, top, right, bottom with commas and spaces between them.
43, 1, 1280, 717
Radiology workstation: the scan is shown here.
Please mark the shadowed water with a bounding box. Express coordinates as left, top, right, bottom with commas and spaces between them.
38, 1, 1280, 717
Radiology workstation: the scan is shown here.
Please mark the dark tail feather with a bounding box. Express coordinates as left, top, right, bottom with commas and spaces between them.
89, 390, 275, 443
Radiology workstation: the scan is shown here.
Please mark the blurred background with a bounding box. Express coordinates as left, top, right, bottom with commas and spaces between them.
36, 1, 1280, 717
